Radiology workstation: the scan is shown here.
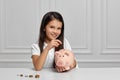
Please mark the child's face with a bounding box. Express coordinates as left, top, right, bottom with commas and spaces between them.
45, 19, 62, 42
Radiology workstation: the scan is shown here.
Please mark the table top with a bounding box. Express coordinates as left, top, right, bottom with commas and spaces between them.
0, 68, 120, 80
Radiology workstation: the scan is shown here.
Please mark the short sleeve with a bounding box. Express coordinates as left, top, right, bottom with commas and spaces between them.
64, 38, 72, 51
31, 43, 40, 56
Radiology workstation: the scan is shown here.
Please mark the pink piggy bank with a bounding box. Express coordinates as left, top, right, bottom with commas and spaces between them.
54, 49, 75, 71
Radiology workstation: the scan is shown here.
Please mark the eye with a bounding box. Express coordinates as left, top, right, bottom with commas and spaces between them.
65, 53, 69, 56
50, 26, 54, 28
57, 27, 62, 30
63, 55, 64, 57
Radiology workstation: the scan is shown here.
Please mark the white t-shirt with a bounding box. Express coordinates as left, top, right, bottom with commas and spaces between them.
31, 38, 72, 68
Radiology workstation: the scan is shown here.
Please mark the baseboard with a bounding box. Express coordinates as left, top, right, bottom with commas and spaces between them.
0, 60, 120, 68
77, 60, 120, 68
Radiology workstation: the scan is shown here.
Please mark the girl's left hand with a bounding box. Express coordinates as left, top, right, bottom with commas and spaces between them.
55, 66, 66, 72
55, 64, 74, 72
55, 59, 76, 72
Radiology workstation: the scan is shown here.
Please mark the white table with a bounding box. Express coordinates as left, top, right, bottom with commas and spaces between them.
0, 68, 120, 80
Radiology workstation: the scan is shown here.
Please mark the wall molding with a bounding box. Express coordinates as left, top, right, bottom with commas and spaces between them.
1, 0, 120, 68
101, 0, 120, 55
0, 0, 39, 54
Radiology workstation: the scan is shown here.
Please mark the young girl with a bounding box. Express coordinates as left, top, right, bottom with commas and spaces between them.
31, 11, 77, 72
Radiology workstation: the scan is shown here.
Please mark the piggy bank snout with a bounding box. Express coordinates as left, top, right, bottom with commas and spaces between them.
56, 60, 65, 66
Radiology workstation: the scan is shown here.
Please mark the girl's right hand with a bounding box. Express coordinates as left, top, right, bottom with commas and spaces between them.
46, 39, 62, 50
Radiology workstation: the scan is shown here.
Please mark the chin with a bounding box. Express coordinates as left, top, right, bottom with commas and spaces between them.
51, 37, 57, 40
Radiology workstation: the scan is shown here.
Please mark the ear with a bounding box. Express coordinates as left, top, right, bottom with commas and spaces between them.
55, 51, 59, 56
43, 29, 45, 31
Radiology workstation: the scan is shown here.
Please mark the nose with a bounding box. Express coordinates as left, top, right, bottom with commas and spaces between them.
53, 29, 58, 33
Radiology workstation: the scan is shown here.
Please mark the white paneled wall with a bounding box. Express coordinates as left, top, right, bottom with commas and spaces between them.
0, 0, 120, 68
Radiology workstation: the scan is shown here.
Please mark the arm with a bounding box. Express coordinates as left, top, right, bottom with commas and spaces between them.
32, 39, 62, 71
32, 46, 49, 71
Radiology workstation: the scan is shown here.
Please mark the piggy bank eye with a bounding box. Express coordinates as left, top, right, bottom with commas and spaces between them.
65, 52, 69, 56
63, 55, 64, 57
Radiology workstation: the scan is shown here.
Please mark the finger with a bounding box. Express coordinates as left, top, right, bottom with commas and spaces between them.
54, 41, 61, 47
59, 68, 63, 72
56, 67, 59, 72
50, 41, 59, 47
56, 66, 62, 72
64, 67, 67, 71
59, 67, 65, 72
55, 40, 62, 45
62, 67, 66, 72
54, 42, 59, 47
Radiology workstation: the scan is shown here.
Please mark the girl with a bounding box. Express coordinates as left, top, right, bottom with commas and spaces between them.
31, 11, 77, 72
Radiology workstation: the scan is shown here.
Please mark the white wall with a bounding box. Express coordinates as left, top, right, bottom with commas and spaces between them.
0, 0, 120, 68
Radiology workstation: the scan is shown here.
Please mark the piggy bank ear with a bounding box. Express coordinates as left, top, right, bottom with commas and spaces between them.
59, 49, 65, 53
55, 51, 59, 56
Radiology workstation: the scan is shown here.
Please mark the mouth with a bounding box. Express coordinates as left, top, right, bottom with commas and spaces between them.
51, 33, 58, 38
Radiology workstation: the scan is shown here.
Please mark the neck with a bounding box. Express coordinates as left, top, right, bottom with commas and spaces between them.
44, 38, 51, 44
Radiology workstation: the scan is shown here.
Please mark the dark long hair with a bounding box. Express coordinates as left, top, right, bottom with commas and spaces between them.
38, 11, 64, 53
